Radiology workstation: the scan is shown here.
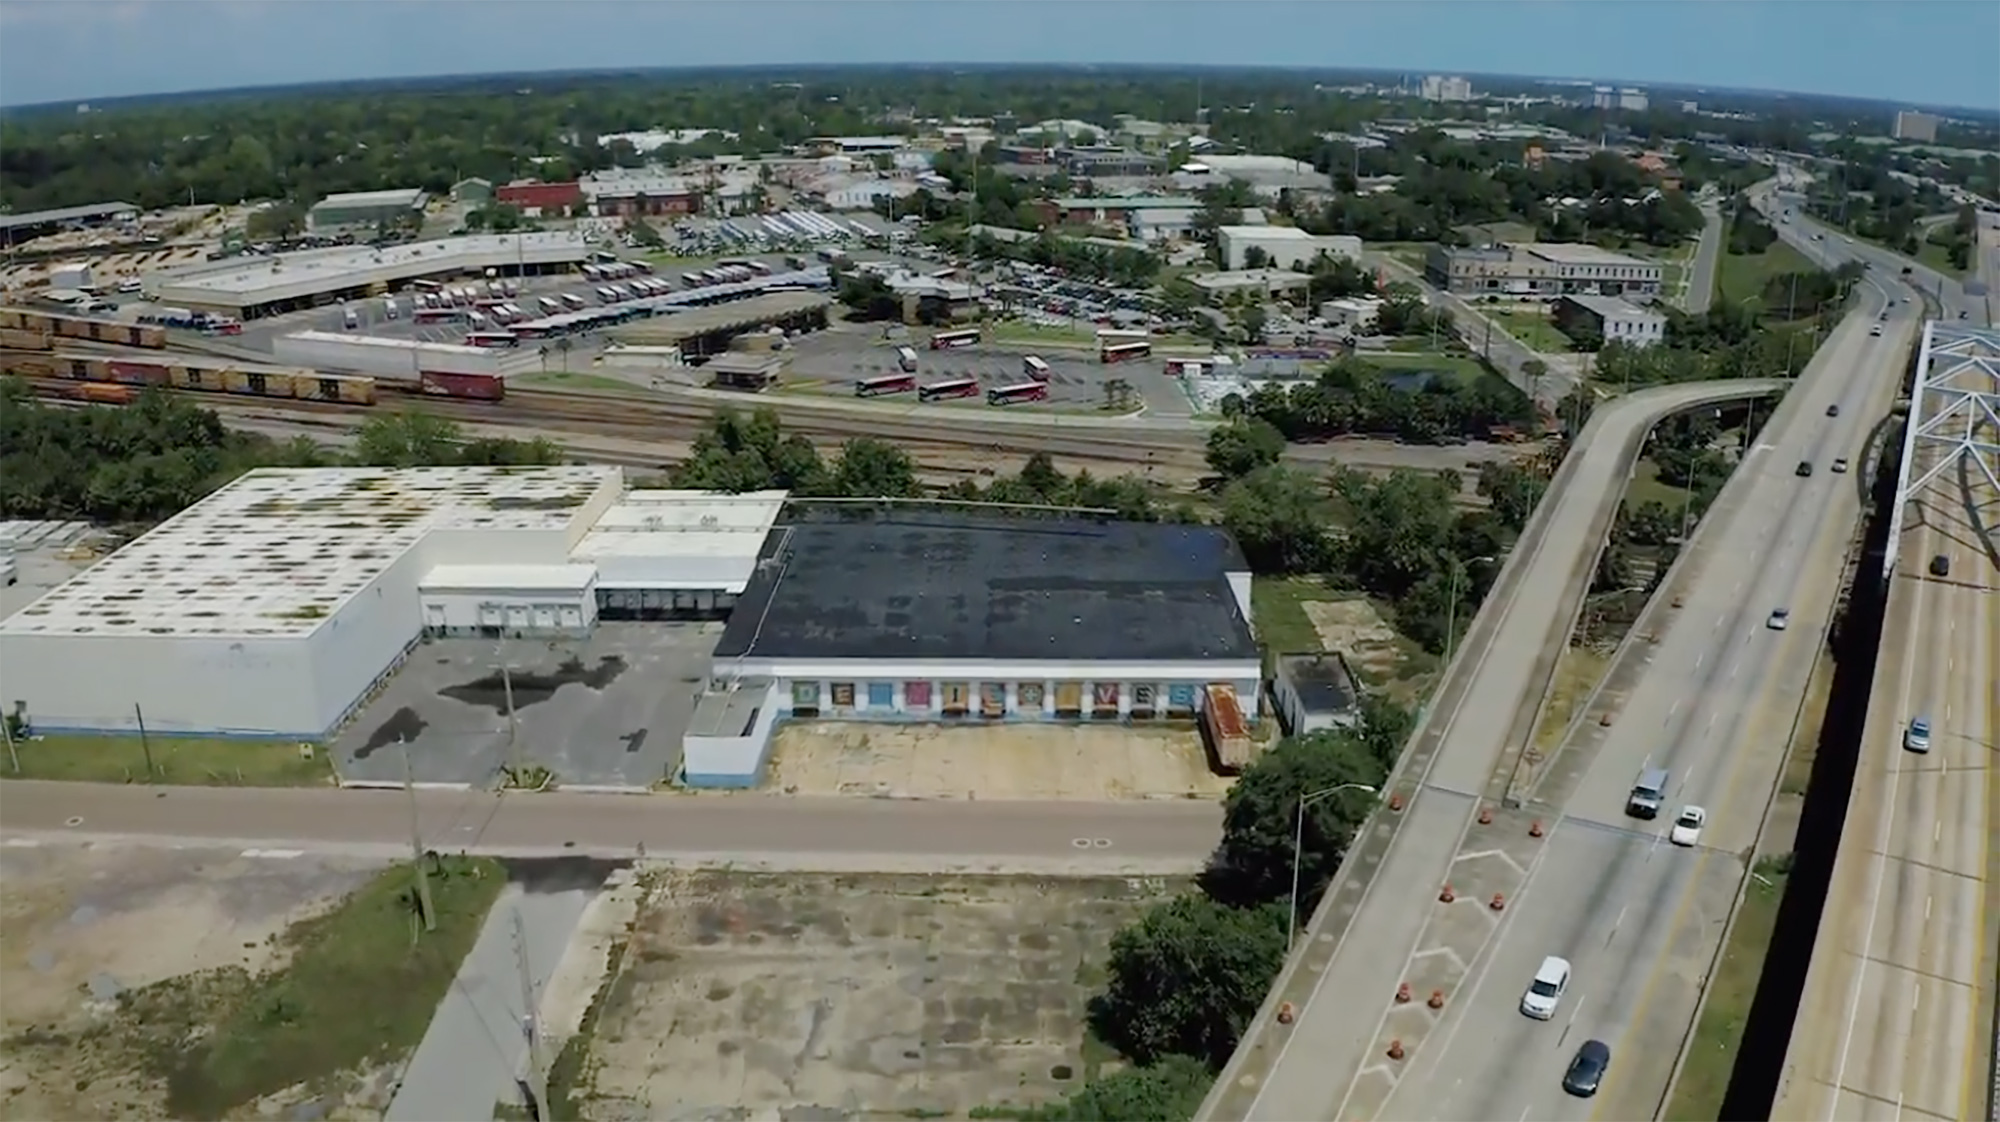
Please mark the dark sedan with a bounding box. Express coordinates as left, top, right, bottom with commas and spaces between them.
1563, 1039, 1611, 1097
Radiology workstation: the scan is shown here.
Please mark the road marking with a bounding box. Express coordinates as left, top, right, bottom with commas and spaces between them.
1667, 699, 1680, 724
1925, 895, 1932, 921
2, 838, 40, 848
1936, 820, 1943, 843
241, 848, 305, 860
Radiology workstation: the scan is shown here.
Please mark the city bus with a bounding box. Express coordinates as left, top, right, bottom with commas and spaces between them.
1100, 340, 1152, 363
1022, 355, 1051, 382
895, 345, 920, 372
918, 377, 981, 401
414, 306, 466, 324
855, 372, 918, 397
411, 279, 443, 293
466, 331, 519, 348
930, 326, 981, 350
987, 381, 1049, 406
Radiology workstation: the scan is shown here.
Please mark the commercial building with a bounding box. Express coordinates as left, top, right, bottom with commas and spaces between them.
1893, 110, 1940, 143
1270, 652, 1362, 735
0, 201, 140, 248
0, 468, 794, 741
580, 170, 704, 218
1217, 226, 1362, 271
495, 180, 584, 215
1060, 148, 1164, 178
307, 188, 429, 232
147, 232, 593, 319
1420, 75, 1473, 102
1424, 242, 1664, 299
1190, 269, 1313, 302
1041, 195, 1203, 230
1554, 294, 1665, 348
685, 511, 1262, 785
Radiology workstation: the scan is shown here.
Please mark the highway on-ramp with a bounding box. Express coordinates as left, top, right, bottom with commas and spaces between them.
1319, 274, 1915, 1122
1201, 374, 1793, 1122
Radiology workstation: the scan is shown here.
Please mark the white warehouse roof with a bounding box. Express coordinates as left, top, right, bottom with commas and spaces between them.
571, 489, 789, 592
149, 232, 594, 310
0, 466, 620, 641
422, 563, 598, 592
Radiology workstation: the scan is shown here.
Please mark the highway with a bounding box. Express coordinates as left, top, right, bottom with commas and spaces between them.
1200, 374, 1791, 1122
0, 781, 1219, 874
1772, 345, 1999, 1115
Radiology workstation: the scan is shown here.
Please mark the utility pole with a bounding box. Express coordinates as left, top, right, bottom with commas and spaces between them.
399, 738, 436, 933
133, 703, 156, 782
514, 905, 550, 1121
501, 663, 522, 778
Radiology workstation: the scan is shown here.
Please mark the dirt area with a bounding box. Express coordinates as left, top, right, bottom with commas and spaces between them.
562, 870, 1178, 1120
767, 721, 1234, 800
0, 841, 384, 1121
1301, 598, 1433, 700
1530, 645, 1615, 754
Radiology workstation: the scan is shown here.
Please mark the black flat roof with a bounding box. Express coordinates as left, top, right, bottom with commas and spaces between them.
714, 512, 1257, 664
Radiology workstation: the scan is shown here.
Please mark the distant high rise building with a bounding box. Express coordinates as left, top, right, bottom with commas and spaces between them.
1591, 86, 1616, 111
1679, 100, 1700, 114
1617, 88, 1649, 113
1894, 110, 1940, 142
1421, 75, 1473, 102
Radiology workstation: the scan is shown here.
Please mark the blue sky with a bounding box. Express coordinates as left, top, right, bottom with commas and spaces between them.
2, 0, 1995, 112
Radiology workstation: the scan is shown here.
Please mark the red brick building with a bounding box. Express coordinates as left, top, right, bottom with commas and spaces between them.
495, 180, 583, 214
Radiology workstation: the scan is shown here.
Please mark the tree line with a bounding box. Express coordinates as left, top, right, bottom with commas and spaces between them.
0, 381, 562, 524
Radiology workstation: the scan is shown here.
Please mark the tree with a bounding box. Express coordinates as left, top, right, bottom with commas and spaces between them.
353, 411, 465, 467
1206, 732, 1385, 911
1205, 418, 1285, 480
1475, 460, 1546, 532
1242, 245, 1272, 270
1000, 1055, 1215, 1121
1218, 465, 1330, 574
1087, 893, 1288, 1068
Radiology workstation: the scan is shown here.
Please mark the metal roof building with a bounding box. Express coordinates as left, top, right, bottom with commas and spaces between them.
0, 201, 140, 246
147, 232, 594, 318
306, 188, 430, 232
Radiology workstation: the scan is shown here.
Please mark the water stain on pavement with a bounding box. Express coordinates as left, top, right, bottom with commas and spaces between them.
355, 706, 428, 761
439, 655, 628, 715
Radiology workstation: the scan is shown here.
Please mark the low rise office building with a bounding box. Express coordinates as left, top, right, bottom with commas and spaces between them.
1554, 294, 1665, 348
1425, 242, 1664, 300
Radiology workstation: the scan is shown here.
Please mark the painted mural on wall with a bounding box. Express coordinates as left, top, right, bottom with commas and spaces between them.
1018, 682, 1046, 712
830, 682, 855, 709
1168, 683, 1197, 715
1092, 682, 1120, 716
980, 682, 1006, 717
1055, 682, 1083, 716
791, 681, 820, 711
868, 681, 894, 707
1132, 683, 1157, 715
941, 681, 969, 715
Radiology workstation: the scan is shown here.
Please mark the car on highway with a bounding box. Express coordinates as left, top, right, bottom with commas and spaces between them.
1796, 460, 1814, 477
1521, 955, 1572, 1020
1870, 324, 1883, 337
1930, 554, 1952, 577
1767, 608, 1791, 631
1826, 403, 1841, 417
1832, 458, 1850, 473
1670, 806, 1707, 846
1904, 717, 1932, 754
1563, 1040, 1612, 1098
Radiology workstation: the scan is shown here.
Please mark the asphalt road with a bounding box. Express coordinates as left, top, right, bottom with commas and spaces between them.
1755, 174, 1985, 324
0, 781, 1220, 874
1325, 280, 1916, 1122
1685, 200, 1724, 315
1201, 376, 1790, 1122
1369, 255, 1570, 406
1775, 333, 1999, 1119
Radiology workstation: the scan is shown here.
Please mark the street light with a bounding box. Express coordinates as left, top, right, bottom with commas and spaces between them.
1289, 782, 1379, 947
1443, 554, 1499, 671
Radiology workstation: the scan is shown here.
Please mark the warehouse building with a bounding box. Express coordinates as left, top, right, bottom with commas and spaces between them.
1424, 242, 1665, 299
683, 511, 1261, 786
1553, 294, 1665, 348
1218, 226, 1363, 272
148, 232, 593, 319
0, 467, 793, 741
307, 188, 430, 232
0, 200, 141, 248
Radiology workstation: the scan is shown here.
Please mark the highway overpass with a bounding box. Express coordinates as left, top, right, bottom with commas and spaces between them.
1203, 218, 1917, 1121
1772, 319, 1999, 1122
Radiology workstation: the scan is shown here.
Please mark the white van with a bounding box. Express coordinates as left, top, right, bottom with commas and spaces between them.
342, 307, 360, 329
1521, 956, 1571, 1020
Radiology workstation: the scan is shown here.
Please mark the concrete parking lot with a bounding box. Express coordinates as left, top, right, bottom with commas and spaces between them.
563, 870, 1178, 1121
332, 620, 722, 790
783, 325, 1195, 415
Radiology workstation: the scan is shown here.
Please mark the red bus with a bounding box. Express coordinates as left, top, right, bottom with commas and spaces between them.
414, 307, 466, 324
855, 373, 917, 397
1100, 340, 1152, 363
929, 326, 981, 350
919, 378, 980, 401
1022, 355, 1052, 382
987, 381, 1048, 406
466, 331, 519, 348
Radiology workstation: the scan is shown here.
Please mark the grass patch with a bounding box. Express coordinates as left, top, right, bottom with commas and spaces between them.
515, 371, 660, 393
1714, 240, 1817, 310
1663, 855, 1790, 1121
1374, 241, 1433, 269
1914, 237, 1966, 278
1359, 351, 1488, 385
1625, 458, 1691, 512
1483, 307, 1574, 353
0, 734, 336, 786
1251, 575, 1335, 664
1781, 648, 1836, 796
1531, 646, 1614, 755
134, 855, 505, 1118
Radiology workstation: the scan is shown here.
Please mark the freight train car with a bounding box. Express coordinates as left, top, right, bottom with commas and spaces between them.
0, 308, 166, 350
0, 327, 53, 350
419, 370, 506, 401
49, 350, 378, 408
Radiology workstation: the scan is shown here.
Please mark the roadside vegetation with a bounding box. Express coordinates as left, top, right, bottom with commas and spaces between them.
0, 733, 335, 786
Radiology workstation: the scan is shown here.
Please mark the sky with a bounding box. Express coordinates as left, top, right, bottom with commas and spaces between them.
1, 0, 1996, 113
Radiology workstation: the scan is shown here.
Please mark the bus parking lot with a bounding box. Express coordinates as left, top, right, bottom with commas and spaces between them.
781, 326, 1194, 415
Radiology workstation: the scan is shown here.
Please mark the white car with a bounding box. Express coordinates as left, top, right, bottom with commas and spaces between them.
1670, 806, 1706, 847
1521, 955, 1572, 1020
1904, 718, 1932, 754
1767, 609, 1791, 631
